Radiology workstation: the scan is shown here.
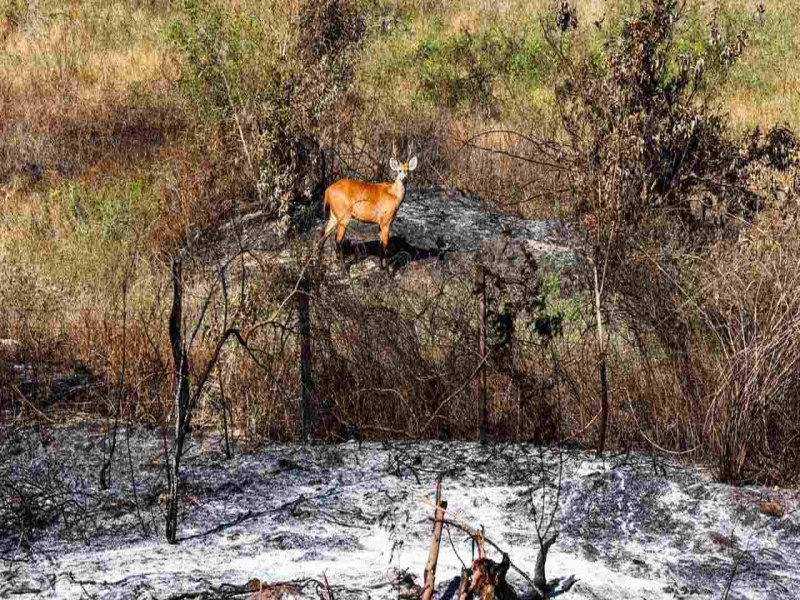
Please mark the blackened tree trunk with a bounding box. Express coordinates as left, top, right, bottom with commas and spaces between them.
166, 256, 191, 544
478, 266, 489, 443
218, 369, 232, 459
299, 274, 312, 443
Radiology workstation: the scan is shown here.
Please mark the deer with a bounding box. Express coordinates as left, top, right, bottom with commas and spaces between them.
321, 152, 418, 267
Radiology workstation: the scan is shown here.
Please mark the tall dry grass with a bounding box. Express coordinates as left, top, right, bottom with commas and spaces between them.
0, 1, 181, 182
702, 239, 800, 484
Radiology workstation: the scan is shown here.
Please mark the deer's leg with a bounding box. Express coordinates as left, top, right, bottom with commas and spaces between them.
336, 221, 348, 242
379, 225, 390, 268
335, 218, 350, 260
320, 213, 338, 253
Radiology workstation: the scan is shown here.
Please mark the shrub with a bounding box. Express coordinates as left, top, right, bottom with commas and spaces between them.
167, 0, 364, 233
416, 26, 551, 116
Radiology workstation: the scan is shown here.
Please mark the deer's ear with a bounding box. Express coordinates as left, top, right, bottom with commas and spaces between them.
408, 156, 418, 171
389, 158, 400, 171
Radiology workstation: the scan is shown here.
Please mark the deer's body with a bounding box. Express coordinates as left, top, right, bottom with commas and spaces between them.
321, 156, 417, 263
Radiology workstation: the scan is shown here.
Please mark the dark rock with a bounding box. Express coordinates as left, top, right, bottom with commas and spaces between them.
318, 187, 576, 269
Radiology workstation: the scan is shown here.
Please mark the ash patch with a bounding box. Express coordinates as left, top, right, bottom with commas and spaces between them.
560, 468, 686, 549
1, 428, 799, 600
311, 186, 576, 269
260, 530, 362, 552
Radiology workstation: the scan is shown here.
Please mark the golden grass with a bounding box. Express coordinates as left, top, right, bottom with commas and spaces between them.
726, 80, 800, 131
2, 0, 796, 290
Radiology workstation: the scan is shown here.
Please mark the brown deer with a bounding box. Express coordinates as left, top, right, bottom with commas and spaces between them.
321, 153, 418, 266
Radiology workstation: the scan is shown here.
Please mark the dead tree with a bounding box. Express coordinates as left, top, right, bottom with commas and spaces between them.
217, 367, 232, 459
426, 457, 577, 600
162, 246, 315, 543
166, 255, 192, 544
163, 252, 247, 543
440, 516, 576, 600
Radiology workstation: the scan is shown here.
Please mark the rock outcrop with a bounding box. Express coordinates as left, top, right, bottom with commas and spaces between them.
320, 187, 576, 270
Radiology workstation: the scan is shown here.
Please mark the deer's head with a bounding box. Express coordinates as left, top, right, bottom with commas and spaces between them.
389, 155, 418, 181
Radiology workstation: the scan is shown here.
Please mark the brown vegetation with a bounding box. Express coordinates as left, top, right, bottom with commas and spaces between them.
1, 0, 799, 488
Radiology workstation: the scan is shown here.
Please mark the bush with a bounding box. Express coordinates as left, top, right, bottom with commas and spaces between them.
167, 0, 364, 233
416, 26, 551, 116
549, 0, 800, 480
703, 239, 800, 484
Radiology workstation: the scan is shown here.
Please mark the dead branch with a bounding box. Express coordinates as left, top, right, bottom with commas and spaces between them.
439, 517, 530, 587
430, 512, 578, 599
321, 572, 335, 600
422, 479, 447, 600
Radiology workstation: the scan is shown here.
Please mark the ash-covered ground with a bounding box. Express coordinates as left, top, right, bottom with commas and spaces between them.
1, 424, 798, 599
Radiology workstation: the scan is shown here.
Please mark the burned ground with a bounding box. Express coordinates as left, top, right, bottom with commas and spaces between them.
1, 425, 798, 599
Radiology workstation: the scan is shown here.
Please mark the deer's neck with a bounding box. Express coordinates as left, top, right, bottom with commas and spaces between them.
391, 176, 406, 205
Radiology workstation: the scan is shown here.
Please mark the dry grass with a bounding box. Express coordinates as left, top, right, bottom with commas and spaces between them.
1, 0, 799, 485
0, 2, 179, 171
0, 0, 182, 381
701, 238, 800, 483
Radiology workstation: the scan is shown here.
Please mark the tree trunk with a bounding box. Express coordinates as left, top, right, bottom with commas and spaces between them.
299, 274, 312, 443
422, 480, 447, 600
597, 356, 609, 457
166, 256, 191, 544
478, 266, 489, 444
594, 261, 609, 458
219, 369, 232, 459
